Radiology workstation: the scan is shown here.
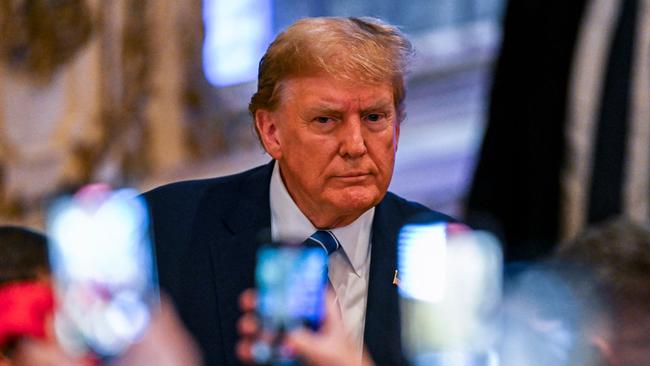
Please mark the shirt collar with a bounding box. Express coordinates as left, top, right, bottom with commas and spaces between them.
269, 162, 374, 275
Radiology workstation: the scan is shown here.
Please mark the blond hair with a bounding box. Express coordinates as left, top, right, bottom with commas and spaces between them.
249, 17, 413, 129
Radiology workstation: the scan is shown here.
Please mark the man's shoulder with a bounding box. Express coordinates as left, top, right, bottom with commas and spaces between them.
143, 163, 271, 209
142, 163, 273, 294
381, 191, 456, 223
142, 162, 273, 244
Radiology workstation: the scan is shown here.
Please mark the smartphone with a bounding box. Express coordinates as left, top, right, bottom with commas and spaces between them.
46, 184, 158, 357
253, 244, 328, 365
398, 221, 502, 366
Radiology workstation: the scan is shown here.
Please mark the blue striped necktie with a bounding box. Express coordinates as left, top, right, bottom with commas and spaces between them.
303, 230, 340, 255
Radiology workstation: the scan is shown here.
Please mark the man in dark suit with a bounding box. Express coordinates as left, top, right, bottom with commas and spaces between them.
145, 17, 453, 365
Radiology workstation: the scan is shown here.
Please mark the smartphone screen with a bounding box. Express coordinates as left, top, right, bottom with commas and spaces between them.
46, 185, 157, 357
254, 245, 328, 364
398, 222, 502, 366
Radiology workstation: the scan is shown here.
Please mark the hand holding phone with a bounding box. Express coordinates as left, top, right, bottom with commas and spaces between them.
253, 245, 328, 365
47, 184, 157, 357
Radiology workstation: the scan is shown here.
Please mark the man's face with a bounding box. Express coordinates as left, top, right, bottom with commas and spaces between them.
256, 74, 400, 228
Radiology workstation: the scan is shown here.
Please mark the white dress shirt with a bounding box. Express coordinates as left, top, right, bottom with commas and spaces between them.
269, 162, 373, 359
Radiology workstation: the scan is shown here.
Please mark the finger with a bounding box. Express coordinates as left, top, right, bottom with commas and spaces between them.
286, 328, 351, 366
284, 328, 310, 347
284, 329, 320, 359
325, 287, 336, 305
237, 313, 259, 336
322, 289, 343, 332
446, 222, 471, 235
236, 339, 254, 364
239, 288, 257, 311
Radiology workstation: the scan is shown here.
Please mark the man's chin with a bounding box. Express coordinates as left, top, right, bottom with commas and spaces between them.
329, 187, 382, 213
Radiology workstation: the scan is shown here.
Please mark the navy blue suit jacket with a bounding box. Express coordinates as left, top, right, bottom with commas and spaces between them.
144, 161, 453, 365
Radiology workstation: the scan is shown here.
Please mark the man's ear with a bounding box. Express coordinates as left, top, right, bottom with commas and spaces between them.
255, 109, 282, 159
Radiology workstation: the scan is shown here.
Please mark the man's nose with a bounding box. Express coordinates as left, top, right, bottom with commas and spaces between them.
338, 117, 367, 158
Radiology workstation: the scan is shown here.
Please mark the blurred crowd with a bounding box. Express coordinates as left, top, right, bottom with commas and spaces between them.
2, 215, 650, 365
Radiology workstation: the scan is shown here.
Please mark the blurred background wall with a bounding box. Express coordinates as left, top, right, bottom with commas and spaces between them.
0, 0, 505, 228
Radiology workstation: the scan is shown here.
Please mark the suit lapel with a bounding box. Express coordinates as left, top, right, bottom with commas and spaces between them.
195, 162, 274, 365
364, 196, 404, 365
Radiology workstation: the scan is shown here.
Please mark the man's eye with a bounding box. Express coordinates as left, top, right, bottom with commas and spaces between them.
366, 113, 383, 122
315, 116, 332, 124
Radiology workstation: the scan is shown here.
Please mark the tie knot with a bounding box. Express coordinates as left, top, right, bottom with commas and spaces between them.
303, 230, 340, 255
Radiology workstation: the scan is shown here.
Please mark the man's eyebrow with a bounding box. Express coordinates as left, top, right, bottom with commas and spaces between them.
304, 99, 394, 115
360, 98, 394, 113
305, 104, 344, 115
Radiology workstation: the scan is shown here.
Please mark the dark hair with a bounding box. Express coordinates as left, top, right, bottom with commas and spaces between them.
555, 217, 650, 294
553, 217, 650, 365
0, 226, 49, 285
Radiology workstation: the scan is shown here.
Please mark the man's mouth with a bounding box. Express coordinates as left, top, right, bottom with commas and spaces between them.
333, 172, 371, 182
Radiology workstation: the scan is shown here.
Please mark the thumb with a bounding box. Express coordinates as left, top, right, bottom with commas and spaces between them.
284, 328, 320, 357
285, 328, 337, 366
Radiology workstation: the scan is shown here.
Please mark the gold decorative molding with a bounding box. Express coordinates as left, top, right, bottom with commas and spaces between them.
0, 0, 212, 226
0, 0, 93, 83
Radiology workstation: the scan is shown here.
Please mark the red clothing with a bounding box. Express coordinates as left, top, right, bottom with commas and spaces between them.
0, 281, 54, 347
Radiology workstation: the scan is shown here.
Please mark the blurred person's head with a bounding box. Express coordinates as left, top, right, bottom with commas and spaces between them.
501, 217, 650, 366
499, 263, 605, 366
0, 226, 49, 285
554, 217, 650, 366
249, 17, 413, 228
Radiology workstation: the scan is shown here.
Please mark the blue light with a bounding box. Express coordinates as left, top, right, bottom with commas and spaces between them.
203, 0, 273, 87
